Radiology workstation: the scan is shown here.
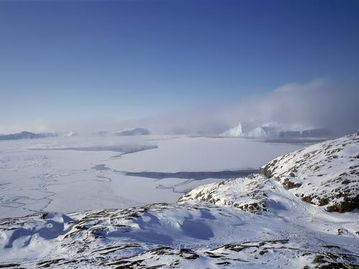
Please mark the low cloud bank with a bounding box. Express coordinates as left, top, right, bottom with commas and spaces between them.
2, 79, 357, 136
141, 79, 359, 136
231, 80, 359, 134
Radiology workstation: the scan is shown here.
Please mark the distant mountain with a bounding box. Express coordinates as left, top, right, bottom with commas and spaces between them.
0, 131, 57, 141
115, 128, 151, 136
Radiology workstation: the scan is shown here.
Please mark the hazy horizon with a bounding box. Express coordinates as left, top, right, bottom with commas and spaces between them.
1, 0, 358, 135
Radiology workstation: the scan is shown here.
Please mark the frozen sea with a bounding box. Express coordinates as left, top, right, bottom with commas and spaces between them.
0, 134, 304, 217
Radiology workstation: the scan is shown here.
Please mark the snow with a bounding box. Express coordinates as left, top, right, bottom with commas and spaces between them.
0, 135, 302, 217
178, 174, 270, 212
0, 134, 358, 268
0, 197, 358, 267
261, 133, 359, 212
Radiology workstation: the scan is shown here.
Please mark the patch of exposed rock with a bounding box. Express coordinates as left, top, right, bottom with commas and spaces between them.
261, 133, 359, 212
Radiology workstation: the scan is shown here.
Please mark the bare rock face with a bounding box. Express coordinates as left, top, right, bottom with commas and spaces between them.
260, 133, 359, 212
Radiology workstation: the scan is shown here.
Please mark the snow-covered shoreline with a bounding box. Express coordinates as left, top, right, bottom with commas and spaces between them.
0, 134, 358, 268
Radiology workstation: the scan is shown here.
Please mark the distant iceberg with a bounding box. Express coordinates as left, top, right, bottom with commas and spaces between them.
221, 122, 244, 137
221, 122, 274, 138
221, 122, 331, 139
65, 131, 77, 137
115, 128, 151, 136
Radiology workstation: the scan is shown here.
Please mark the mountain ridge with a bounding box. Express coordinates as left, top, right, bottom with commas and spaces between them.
0, 131, 57, 141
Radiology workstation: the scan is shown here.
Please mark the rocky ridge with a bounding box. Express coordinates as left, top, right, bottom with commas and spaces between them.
261, 133, 359, 212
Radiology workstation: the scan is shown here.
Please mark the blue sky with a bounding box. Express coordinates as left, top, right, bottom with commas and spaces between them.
0, 0, 358, 131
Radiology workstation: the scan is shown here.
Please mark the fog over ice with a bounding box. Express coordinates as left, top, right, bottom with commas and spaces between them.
1, 80, 358, 136
135, 80, 359, 136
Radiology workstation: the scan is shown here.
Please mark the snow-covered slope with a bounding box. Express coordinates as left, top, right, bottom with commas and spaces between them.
180, 134, 359, 214
261, 133, 359, 212
1, 134, 358, 268
0, 202, 358, 268
178, 174, 270, 213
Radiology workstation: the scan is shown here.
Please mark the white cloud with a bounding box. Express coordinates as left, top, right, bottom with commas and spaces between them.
1, 79, 357, 136
139, 79, 359, 135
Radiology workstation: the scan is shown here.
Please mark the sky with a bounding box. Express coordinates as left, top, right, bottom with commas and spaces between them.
0, 0, 358, 133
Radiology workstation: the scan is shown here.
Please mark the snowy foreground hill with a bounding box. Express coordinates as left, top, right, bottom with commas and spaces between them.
0, 134, 358, 268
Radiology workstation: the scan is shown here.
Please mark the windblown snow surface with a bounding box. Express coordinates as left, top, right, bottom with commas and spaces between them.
0, 134, 358, 268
